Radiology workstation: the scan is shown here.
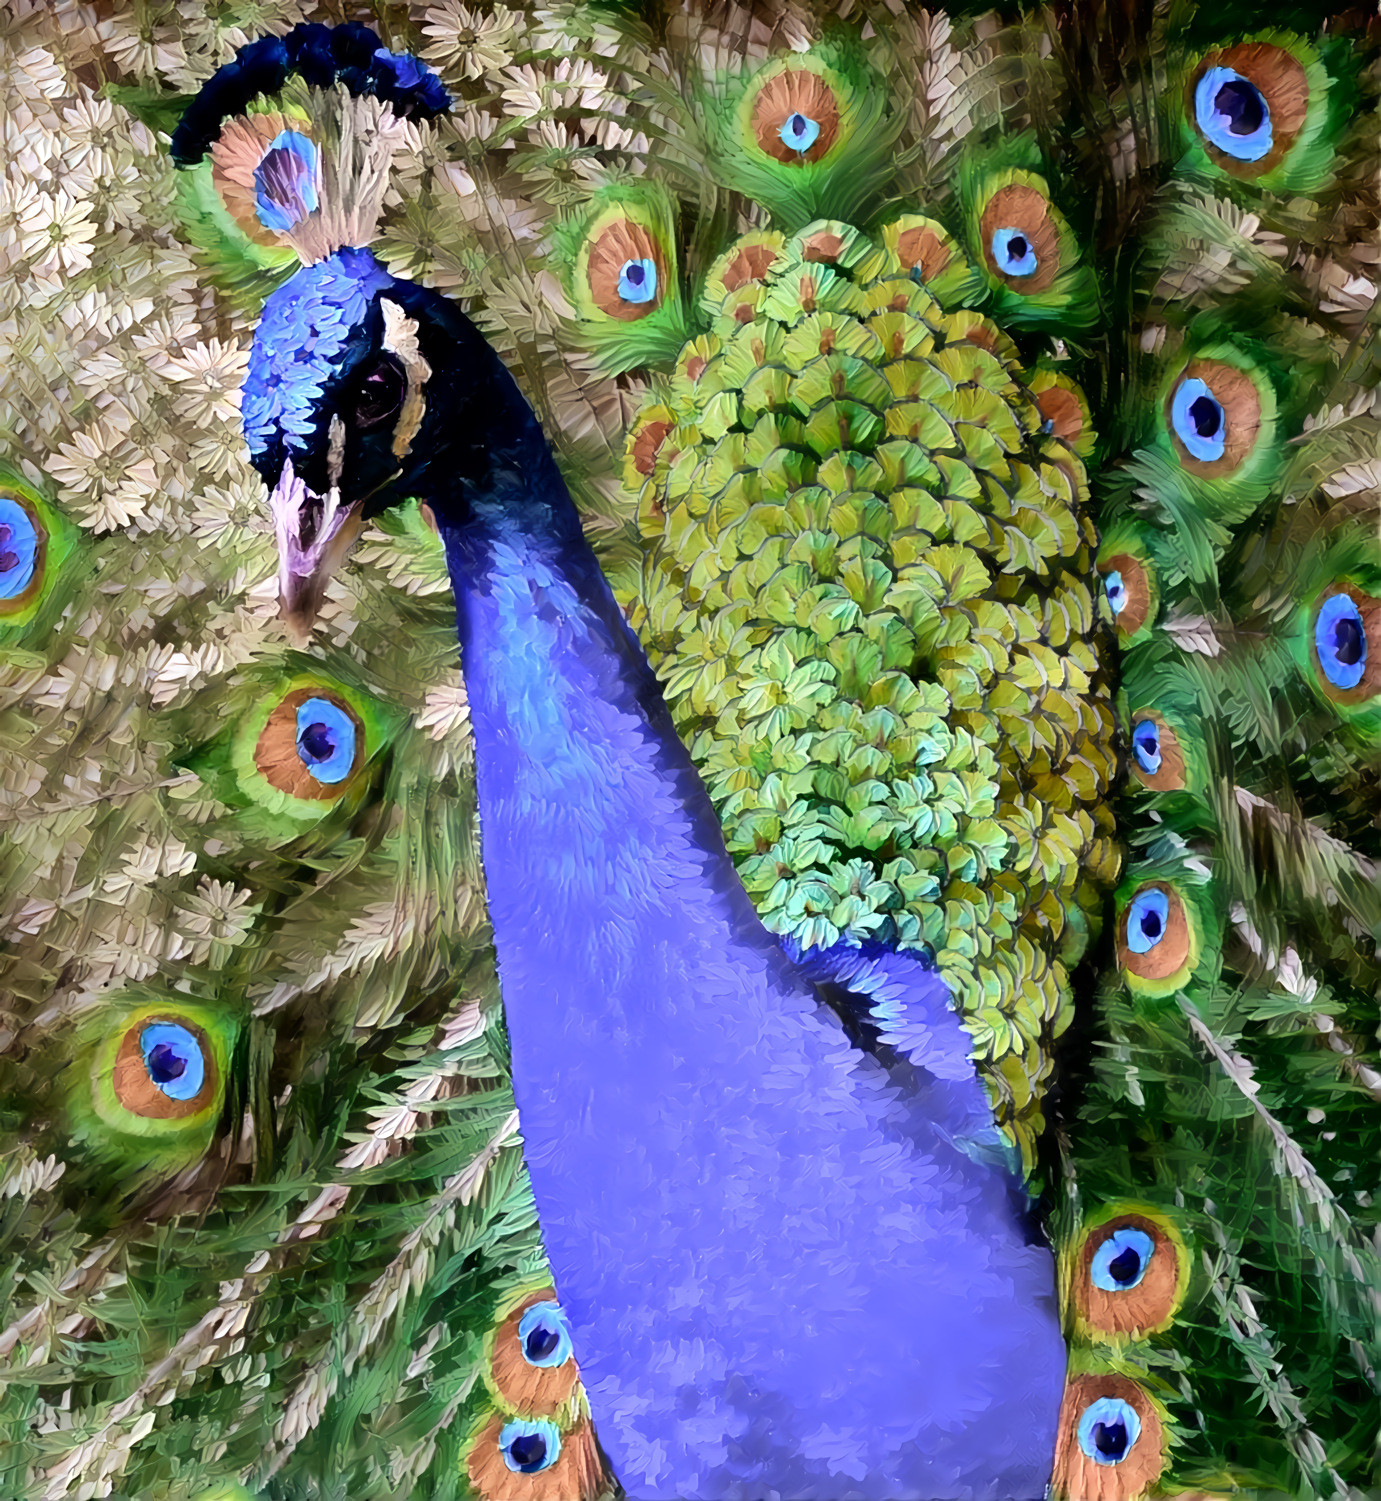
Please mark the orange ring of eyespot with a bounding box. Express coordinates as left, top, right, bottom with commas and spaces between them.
1074, 1214, 1183, 1338
980, 185, 1061, 293
1167, 359, 1262, 476
254, 687, 365, 801
1099, 554, 1152, 638
629, 420, 675, 478
1052, 1373, 1164, 1500
1036, 385, 1085, 446
210, 112, 310, 247
751, 69, 840, 165
1188, 44, 1310, 178
489, 1290, 580, 1417
0, 491, 48, 617
895, 224, 951, 283
1312, 584, 1381, 705
466, 1414, 605, 1501
587, 219, 667, 321
1128, 710, 1187, 793
1116, 883, 1190, 981
720, 242, 780, 291
112, 1016, 217, 1120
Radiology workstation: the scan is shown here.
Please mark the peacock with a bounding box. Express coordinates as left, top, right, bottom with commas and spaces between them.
0, 3, 1376, 1500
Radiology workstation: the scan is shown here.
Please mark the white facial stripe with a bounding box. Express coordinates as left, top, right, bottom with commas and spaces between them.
326, 413, 347, 491
380, 297, 432, 460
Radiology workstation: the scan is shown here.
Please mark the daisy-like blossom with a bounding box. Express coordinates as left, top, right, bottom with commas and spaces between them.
96, 16, 189, 84
48, 415, 140, 505
421, 2, 518, 81
163, 336, 251, 424
499, 56, 611, 119
0, 43, 66, 105
58, 94, 132, 180
17, 189, 99, 283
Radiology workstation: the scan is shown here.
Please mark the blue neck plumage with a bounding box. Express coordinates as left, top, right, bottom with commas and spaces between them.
426, 381, 1065, 1501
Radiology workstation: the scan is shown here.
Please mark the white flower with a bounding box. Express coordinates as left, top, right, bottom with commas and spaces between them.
48, 415, 156, 529
421, 2, 518, 80
96, 16, 188, 84
15, 189, 98, 282
416, 682, 471, 741
58, 94, 129, 179
0, 44, 67, 105
163, 336, 251, 422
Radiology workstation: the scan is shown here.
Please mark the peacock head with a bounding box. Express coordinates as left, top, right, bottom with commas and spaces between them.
243, 248, 506, 640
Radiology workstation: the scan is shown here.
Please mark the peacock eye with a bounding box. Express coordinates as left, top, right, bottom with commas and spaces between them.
517, 1300, 573, 1368
1315, 593, 1367, 690
1169, 376, 1226, 463
294, 696, 358, 784
1130, 718, 1161, 776
1090, 1226, 1156, 1291
1124, 887, 1168, 954
1076, 1396, 1142, 1466
1103, 570, 1126, 615
617, 257, 658, 305
498, 1419, 561, 1474
139, 1023, 207, 1102
990, 227, 1037, 278
1195, 67, 1271, 161
111, 1011, 220, 1123
350, 354, 406, 432
0, 496, 39, 601
778, 109, 821, 154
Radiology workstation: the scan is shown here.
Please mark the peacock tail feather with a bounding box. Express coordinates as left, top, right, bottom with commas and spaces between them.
0, 2, 1375, 1499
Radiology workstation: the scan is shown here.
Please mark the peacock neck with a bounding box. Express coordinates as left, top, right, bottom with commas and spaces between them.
427, 401, 1065, 1501
436, 407, 772, 973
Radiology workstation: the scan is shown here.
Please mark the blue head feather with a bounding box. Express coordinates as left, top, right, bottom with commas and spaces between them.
242, 248, 396, 462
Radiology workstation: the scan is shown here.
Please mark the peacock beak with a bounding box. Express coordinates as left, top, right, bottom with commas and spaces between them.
268, 457, 365, 645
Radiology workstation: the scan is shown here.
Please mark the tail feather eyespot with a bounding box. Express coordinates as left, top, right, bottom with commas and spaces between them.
74, 998, 239, 1176
465, 1414, 607, 1501
1053, 1374, 1165, 1500
1312, 586, 1378, 702
1165, 360, 1263, 476
255, 687, 365, 800
749, 66, 842, 166
1127, 710, 1187, 793
1072, 1210, 1189, 1339
487, 1290, 580, 1417
1115, 880, 1201, 997
1187, 40, 1319, 183
0, 490, 46, 616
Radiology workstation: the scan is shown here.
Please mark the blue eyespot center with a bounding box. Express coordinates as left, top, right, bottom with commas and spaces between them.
1091, 1227, 1156, 1291
990, 227, 1037, 278
779, 111, 821, 153
140, 1023, 206, 1102
1104, 570, 1126, 615
1077, 1396, 1142, 1465
499, 1420, 561, 1474
1315, 594, 1367, 690
1195, 67, 1272, 162
1126, 888, 1169, 954
295, 697, 357, 784
1131, 719, 1162, 776
1170, 376, 1227, 463
0, 497, 39, 599
253, 130, 320, 234
518, 1300, 574, 1368
617, 257, 658, 304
